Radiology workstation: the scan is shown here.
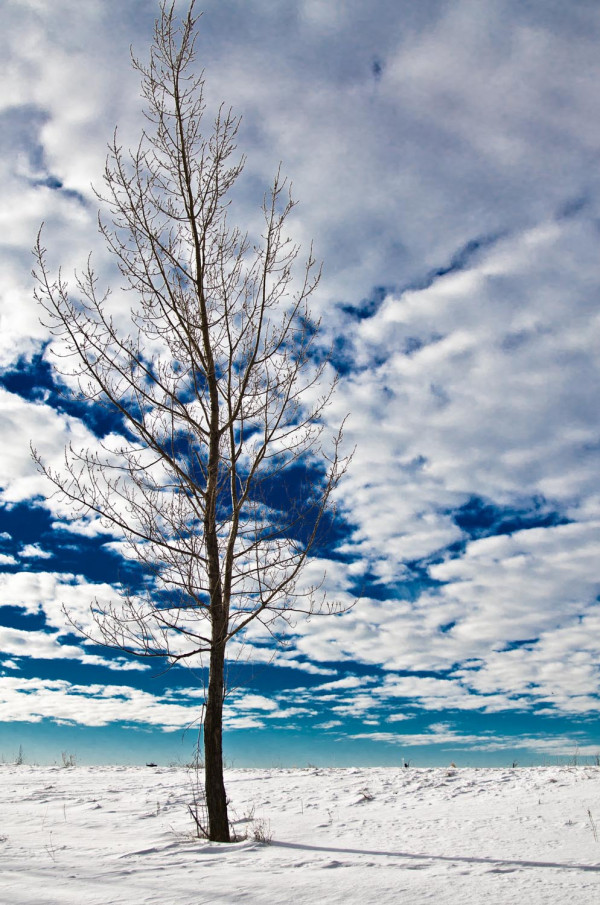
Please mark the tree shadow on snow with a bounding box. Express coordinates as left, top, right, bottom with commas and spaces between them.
272, 841, 600, 873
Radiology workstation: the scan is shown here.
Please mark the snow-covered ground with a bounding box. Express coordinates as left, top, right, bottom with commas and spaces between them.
2, 764, 600, 904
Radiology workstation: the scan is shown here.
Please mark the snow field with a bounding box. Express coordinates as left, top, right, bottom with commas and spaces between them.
1, 765, 600, 904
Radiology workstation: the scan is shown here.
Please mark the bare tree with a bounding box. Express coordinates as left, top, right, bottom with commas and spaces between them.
32, 1, 349, 842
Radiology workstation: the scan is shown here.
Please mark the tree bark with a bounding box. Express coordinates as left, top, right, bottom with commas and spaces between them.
203, 637, 230, 842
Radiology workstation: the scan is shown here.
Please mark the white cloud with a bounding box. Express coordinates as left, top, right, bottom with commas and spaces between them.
0, 625, 143, 671
280, 522, 600, 714
225, 691, 316, 725
0, 388, 150, 543
314, 675, 375, 692
333, 220, 600, 562
230, 694, 279, 712
349, 728, 600, 757
3, 0, 600, 343
19, 542, 52, 559
0, 387, 103, 508
51, 517, 118, 539
0, 659, 19, 670
0, 570, 149, 671
2, 0, 600, 729
0, 569, 122, 628
0, 676, 201, 730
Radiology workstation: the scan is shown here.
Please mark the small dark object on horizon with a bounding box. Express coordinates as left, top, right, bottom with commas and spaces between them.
146, 762, 158, 767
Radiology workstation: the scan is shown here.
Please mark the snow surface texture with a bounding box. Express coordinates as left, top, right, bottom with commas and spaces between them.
1, 765, 600, 904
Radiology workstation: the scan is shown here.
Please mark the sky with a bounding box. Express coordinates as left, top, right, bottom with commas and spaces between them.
1, 0, 600, 767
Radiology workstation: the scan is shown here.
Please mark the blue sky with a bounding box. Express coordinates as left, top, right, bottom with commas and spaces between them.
1, 0, 600, 766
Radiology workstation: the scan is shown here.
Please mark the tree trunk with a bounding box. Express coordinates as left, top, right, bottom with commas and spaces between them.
203, 638, 230, 842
